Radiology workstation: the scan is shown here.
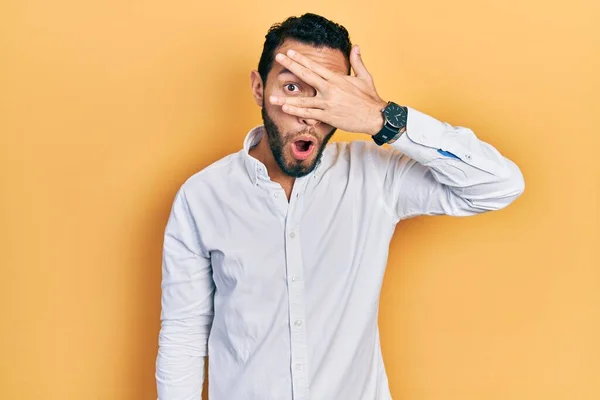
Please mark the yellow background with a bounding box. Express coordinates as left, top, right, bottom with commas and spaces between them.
1, 0, 599, 399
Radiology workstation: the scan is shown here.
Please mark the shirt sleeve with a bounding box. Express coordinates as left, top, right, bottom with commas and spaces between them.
156, 187, 215, 400
374, 106, 525, 221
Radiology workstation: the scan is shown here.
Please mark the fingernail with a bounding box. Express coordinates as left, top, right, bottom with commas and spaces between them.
269, 95, 278, 103
287, 49, 296, 57
275, 53, 284, 62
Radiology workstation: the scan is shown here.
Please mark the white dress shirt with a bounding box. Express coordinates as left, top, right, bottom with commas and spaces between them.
155, 106, 525, 400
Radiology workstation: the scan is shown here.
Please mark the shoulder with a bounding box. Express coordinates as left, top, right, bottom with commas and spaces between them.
179, 150, 245, 196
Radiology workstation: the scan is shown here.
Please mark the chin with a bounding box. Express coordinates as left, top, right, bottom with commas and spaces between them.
281, 154, 317, 177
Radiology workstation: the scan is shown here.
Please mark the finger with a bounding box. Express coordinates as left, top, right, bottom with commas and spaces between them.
281, 104, 326, 121
350, 45, 372, 80
286, 49, 335, 81
275, 53, 326, 90
269, 95, 326, 109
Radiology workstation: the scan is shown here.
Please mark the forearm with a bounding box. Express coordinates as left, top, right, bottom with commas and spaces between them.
156, 315, 211, 399
377, 106, 525, 219
156, 348, 205, 400
391, 107, 525, 207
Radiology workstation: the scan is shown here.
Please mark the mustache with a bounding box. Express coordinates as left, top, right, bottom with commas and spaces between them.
287, 130, 319, 141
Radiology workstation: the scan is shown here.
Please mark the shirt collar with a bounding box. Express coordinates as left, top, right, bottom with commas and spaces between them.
243, 125, 268, 185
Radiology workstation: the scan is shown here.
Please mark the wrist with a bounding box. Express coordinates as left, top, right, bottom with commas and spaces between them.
366, 99, 388, 136
386, 126, 406, 144
370, 101, 409, 146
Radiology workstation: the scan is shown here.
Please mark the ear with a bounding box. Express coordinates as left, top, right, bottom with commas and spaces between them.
250, 70, 264, 107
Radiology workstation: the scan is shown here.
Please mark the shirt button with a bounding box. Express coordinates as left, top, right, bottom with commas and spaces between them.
274, 192, 281, 198
465, 154, 472, 160
289, 232, 295, 239
291, 276, 299, 282
295, 364, 302, 370
294, 320, 303, 327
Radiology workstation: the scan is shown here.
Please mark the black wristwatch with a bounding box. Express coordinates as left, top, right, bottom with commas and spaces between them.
372, 101, 408, 146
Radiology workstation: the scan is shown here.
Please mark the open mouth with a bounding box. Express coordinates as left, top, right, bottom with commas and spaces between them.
290, 138, 316, 161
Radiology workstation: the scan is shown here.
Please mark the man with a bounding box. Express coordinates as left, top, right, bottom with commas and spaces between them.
155, 13, 524, 400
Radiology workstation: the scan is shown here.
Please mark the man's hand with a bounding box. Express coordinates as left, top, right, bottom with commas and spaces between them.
269, 45, 388, 136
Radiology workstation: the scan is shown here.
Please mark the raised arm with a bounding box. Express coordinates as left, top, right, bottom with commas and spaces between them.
375, 107, 524, 221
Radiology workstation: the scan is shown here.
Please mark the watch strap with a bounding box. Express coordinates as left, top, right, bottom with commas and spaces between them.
372, 123, 398, 146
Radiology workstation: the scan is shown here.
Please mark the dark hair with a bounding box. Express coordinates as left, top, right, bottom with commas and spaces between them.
257, 13, 352, 84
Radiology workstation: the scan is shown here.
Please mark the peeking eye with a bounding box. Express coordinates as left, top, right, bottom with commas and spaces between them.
284, 83, 300, 93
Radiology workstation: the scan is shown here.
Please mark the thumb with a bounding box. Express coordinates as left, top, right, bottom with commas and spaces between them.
350, 45, 371, 80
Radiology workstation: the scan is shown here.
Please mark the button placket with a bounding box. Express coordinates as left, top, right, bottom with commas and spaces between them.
284, 177, 310, 399
263, 184, 288, 217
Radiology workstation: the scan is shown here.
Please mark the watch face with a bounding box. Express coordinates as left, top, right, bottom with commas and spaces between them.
384, 102, 406, 129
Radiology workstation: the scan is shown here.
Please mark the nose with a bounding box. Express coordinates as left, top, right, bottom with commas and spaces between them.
299, 117, 320, 127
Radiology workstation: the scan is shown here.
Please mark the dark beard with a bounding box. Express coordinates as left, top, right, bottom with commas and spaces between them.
261, 106, 335, 178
